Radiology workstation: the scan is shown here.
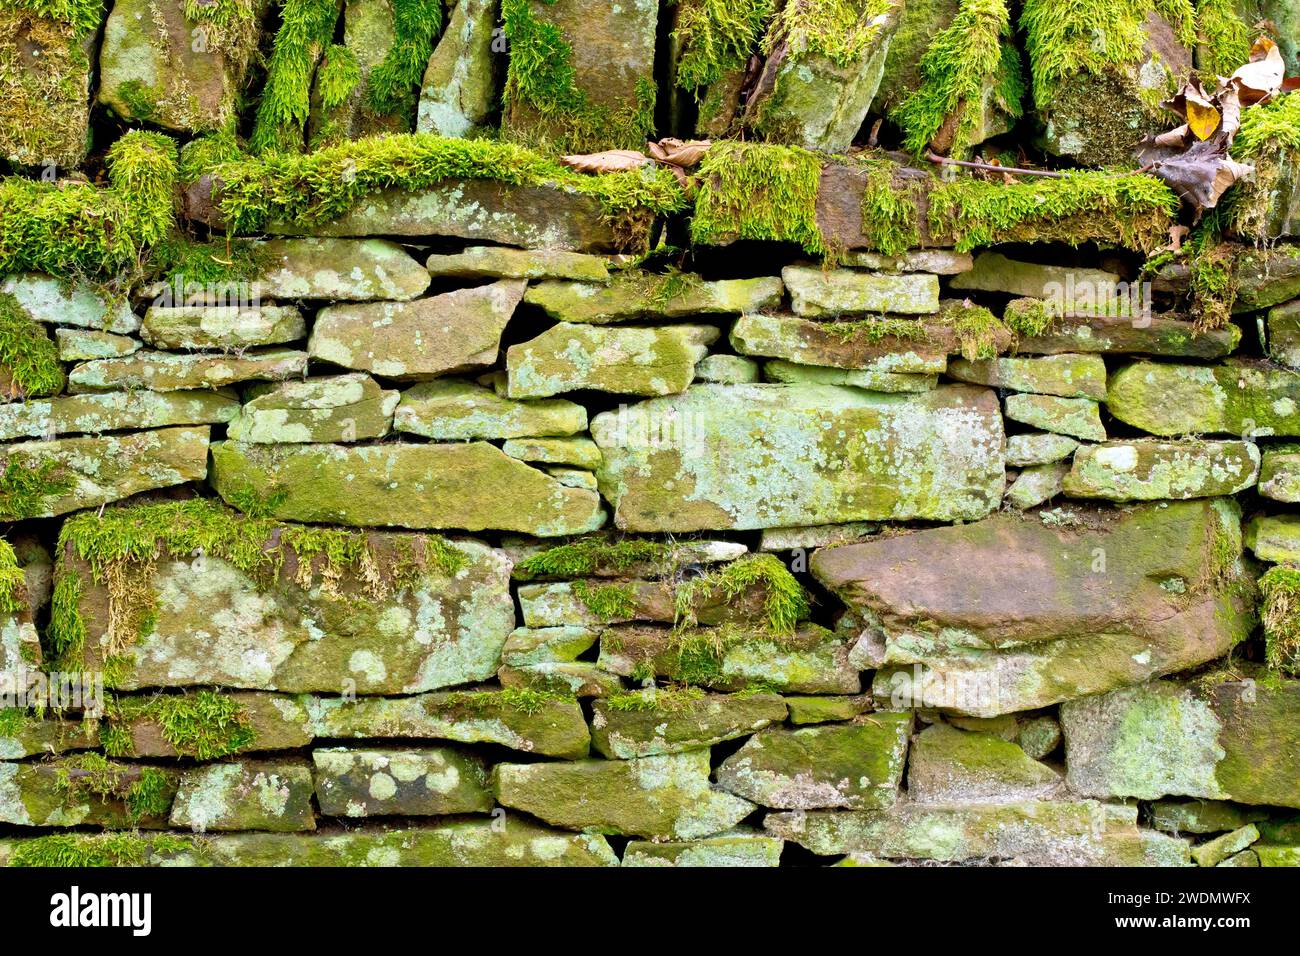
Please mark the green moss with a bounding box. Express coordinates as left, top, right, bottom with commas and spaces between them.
822, 317, 926, 343
4, 0, 103, 36
572, 580, 638, 621
0, 539, 25, 616
1186, 213, 1237, 332
1195, 0, 1253, 78
1232, 92, 1300, 159
1022, 0, 1196, 105
894, 0, 1023, 159
449, 686, 571, 715
103, 690, 256, 760
0, 292, 62, 399
249, 0, 342, 154
605, 685, 706, 712
0, 9, 93, 169
0, 130, 178, 277
502, 0, 656, 152
115, 79, 159, 123
1260, 565, 1300, 676
766, 0, 894, 67
855, 158, 922, 256
0, 459, 72, 523
0, 707, 27, 738
366, 0, 443, 116
316, 43, 360, 111
675, 553, 810, 636
516, 537, 675, 577
207, 132, 686, 235
1003, 297, 1057, 337
145, 233, 270, 289
940, 300, 1008, 360
47, 498, 466, 668
179, 129, 249, 183
928, 169, 1180, 252
8, 831, 194, 867
674, 0, 775, 93
56, 753, 173, 822
691, 140, 826, 254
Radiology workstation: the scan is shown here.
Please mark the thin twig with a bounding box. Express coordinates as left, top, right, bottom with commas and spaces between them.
925, 151, 1068, 177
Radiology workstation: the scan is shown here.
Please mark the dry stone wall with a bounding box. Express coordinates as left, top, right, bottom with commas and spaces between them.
0, 0, 1299, 868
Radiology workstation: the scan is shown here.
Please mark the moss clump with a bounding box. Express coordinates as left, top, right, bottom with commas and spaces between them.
691, 140, 826, 254
9, 831, 194, 867
941, 300, 1008, 360
502, 0, 656, 152
1003, 297, 1056, 337
855, 158, 923, 256
674, 0, 775, 93
1260, 565, 1300, 676
249, 0, 342, 153
145, 233, 270, 290
824, 317, 928, 343
5, 0, 104, 36
1194, 0, 1253, 79
0, 6, 94, 168
206, 133, 686, 236
675, 553, 810, 636
0, 130, 177, 278
0, 292, 63, 399
102, 690, 256, 760
1185, 213, 1237, 332
1232, 92, 1300, 158
0, 459, 73, 523
605, 685, 706, 712
572, 580, 638, 621
47, 498, 466, 669
928, 170, 1180, 252
766, 0, 894, 67
56, 753, 173, 822
516, 537, 675, 578
0, 539, 26, 616
894, 0, 1024, 159
0, 707, 27, 738
366, 0, 443, 116
1022, 0, 1196, 105
311, 44, 361, 147
449, 686, 571, 715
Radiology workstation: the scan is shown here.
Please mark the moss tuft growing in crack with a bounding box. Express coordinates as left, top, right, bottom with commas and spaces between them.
516, 537, 676, 578
249, 0, 342, 154
765, 0, 895, 68
940, 300, 1008, 360
102, 690, 256, 760
674, 0, 775, 94
691, 140, 826, 253
572, 580, 638, 621
0, 292, 63, 399
605, 685, 706, 712
0, 459, 73, 523
674, 553, 810, 635
56, 753, 174, 822
365, 0, 444, 116
1194, 0, 1253, 79
1232, 92, 1300, 158
0, 539, 26, 616
1260, 564, 1300, 677
857, 158, 922, 256
9, 831, 195, 867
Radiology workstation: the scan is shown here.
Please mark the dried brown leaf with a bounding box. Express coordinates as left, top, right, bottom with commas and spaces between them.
559, 150, 649, 174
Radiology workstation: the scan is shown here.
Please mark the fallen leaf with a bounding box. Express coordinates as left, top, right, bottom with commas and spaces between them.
1227, 36, 1285, 105
1141, 138, 1253, 216
559, 150, 649, 174
1186, 99, 1221, 140
1164, 224, 1190, 253
646, 138, 711, 168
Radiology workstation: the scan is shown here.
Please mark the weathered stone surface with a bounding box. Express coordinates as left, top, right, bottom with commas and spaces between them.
0, 390, 237, 441
0, 759, 177, 829
763, 358, 937, 393
760, 523, 877, 552
258, 238, 430, 301
55, 329, 140, 361
1108, 359, 1300, 437
697, 354, 762, 384
68, 349, 308, 392
1011, 307, 1240, 358
427, 246, 610, 283
1005, 432, 1079, 467
98, 0, 263, 132
264, 180, 628, 253
0, 427, 210, 519
524, 275, 782, 324
742, 2, 903, 153
1061, 672, 1300, 808
1, 275, 139, 334
313, 747, 492, 817
304, 691, 591, 759
782, 695, 872, 726
509, 537, 747, 582
1234, 246, 1300, 312
417, 0, 498, 137
211, 440, 605, 536
1257, 846, 1300, 867
716, 714, 911, 810
171, 761, 315, 833
1246, 514, 1300, 563
1064, 440, 1260, 500
494, 749, 754, 839
507, 323, 718, 399
1004, 393, 1106, 440
1191, 824, 1260, 867
767, 800, 1190, 865
592, 384, 1005, 531
518, 579, 672, 627
66, 530, 515, 695
597, 624, 861, 694
591, 691, 787, 759
141, 305, 306, 350
1004, 461, 1069, 509
840, 249, 974, 274
1268, 299, 1300, 368
0, 716, 98, 760
104, 692, 314, 758
731, 313, 949, 372
1149, 800, 1271, 836
907, 724, 1063, 803
501, 626, 598, 666
813, 500, 1255, 716
782, 266, 939, 316
310, 281, 525, 379
498, 661, 622, 697
621, 830, 784, 867
227, 374, 398, 443
950, 253, 1120, 303
949, 354, 1107, 399
394, 378, 587, 440
1260, 447, 1300, 502
503, 436, 601, 469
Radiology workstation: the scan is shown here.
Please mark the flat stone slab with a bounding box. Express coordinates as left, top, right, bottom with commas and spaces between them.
55, 329, 140, 361
210, 440, 605, 536
1005, 433, 1079, 467
731, 313, 950, 372
1, 274, 139, 334
394, 379, 587, 439
907, 724, 1064, 803
141, 305, 306, 350
950, 252, 1121, 301
1064, 440, 1260, 501
621, 831, 784, 867
1108, 359, 1300, 437
0, 390, 237, 441
782, 266, 940, 316
426, 246, 610, 282
0, 759, 178, 829
524, 275, 782, 324
312, 748, 492, 817
1004, 394, 1106, 440
1010, 306, 1239, 358
813, 499, 1254, 716
1061, 672, 1300, 809
0, 427, 210, 519
68, 350, 308, 392
493, 749, 755, 840
590, 384, 1005, 531
763, 359, 937, 393
227, 375, 398, 443
948, 354, 1107, 399
171, 761, 315, 833
310, 280, 526, 380
258, 238, 430, 300
590, 691, 787, 758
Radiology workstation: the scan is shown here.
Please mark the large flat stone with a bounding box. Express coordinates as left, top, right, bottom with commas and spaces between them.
1107, 360, 1300, 437
140, 305, 306, 350
312, 747, 492, 817
0, 390, 238, 441
782, 266, 939, 316
1064, 440, 1260, 501
68, 349, 308, 392
524, 275, 782, 324
814, 499, 1255, 716
1011, 308, 1240, 358
731, 313, 950, 372
257, 238, 430, 301
310, 281, 525, 380
393, 379, 587, 440
210, 440, 605, 536
590, 691, 787, 759
426, 246, 609, 283
417, 0, 499, 137
590, 384, 1005, 531
227, 375, 398, 443
170, 761, 315, 833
